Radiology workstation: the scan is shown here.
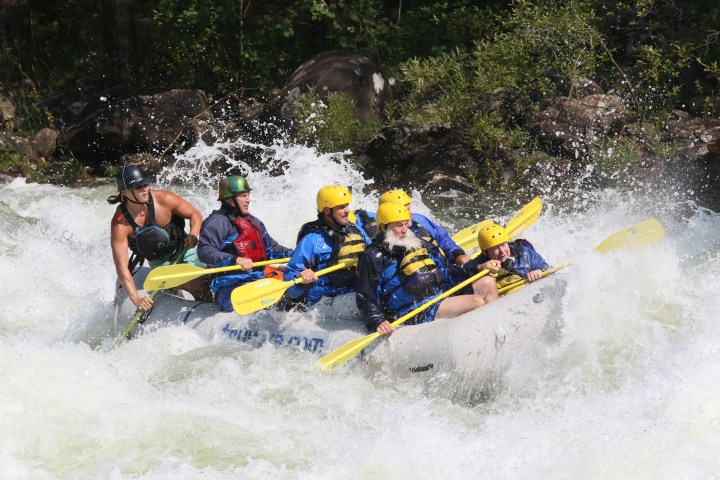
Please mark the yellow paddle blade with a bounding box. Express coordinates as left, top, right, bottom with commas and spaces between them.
231, 277, 291, 315
315, 331, 382, 371
143, 263, 207, 290
506, 197, 542, 237
594, 219, 665, 253
451, 219, 494, 251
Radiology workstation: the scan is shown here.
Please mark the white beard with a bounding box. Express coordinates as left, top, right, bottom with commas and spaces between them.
384, 227, 423, 251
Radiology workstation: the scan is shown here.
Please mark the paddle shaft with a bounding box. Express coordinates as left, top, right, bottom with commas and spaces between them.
114, 289, 160, 347
497, 264, 567, 295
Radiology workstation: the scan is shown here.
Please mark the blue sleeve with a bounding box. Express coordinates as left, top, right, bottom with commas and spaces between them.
284, 233, 322, 282
414, 214, 465, 260
197, 213, 236, 267
523, 244, 551, 271
353, 210, 376, 236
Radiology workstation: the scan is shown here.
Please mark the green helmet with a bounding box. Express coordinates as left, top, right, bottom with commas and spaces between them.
218, 176, 252, 200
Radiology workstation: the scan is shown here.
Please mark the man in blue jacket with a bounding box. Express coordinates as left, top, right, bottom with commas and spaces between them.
377, 189, 471, 266
197, 176, 293, 311
475, 222, 551, 287
282, 185, 372, 308
357, 203, 500, 335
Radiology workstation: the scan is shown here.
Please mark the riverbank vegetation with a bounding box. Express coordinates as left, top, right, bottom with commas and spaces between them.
1, 0, 718, 185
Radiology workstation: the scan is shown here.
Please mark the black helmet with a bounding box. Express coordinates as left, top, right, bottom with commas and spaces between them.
116, 164, 152, 191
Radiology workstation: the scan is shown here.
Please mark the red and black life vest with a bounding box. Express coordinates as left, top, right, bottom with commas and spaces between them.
223, 211, 268, 263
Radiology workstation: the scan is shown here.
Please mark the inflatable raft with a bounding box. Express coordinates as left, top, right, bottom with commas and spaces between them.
113, 266, 566, 376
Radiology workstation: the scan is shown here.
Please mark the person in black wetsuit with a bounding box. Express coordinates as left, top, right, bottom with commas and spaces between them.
108, 164, 208, 310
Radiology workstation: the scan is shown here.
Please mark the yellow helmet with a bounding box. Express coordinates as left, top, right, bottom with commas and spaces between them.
478, 223, 509, 250
316, 185, 352, 212
378, 189, 411, 207
376, 202, 411, 226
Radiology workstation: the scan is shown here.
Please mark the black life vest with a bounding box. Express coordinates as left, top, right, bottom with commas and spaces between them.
120, 192, 185, 269
383, 237, 445, 303
354, 208, 378, 239
225, 213, 268, 262
296, 218, 366, 287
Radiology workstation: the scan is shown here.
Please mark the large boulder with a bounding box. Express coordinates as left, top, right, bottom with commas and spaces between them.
530, 94, 631, 160
366, 123, 481, 193
260, 50, 395, 131
57, 89, 210, 171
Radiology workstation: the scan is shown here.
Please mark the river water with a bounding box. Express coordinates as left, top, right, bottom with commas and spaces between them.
1, 138, 719, 479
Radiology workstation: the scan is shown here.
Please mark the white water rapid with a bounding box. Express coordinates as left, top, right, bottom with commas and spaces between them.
1, 138, 719, 479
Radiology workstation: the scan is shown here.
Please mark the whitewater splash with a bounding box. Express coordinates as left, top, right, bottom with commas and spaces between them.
1, 137, 720, 478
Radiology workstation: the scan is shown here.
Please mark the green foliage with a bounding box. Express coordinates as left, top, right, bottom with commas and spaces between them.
473, 0, 602, 99
295, 88, 383, 153
0, 142, 27, 175
2, 0, 720, 188
399, 50, 475, 125
469, 110, 535, 154
598, 0, 720, 116
592, 138, 643, 178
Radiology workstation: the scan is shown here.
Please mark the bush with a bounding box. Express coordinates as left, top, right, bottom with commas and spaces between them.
295, 88, 384, 153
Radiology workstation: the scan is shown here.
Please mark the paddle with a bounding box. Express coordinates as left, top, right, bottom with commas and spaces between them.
315, 267, 491, 371
594, 219, 665, 253
452, 197, 542, 253
505, 197, 542, 239
143, 257, 291, 291
114, 249, 187, 348
230, 260, 359, 315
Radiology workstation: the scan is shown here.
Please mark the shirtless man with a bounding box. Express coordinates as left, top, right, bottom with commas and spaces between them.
108, 164, 207, 311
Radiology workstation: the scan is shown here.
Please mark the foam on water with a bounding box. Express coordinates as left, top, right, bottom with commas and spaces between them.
1, 140, 719, 478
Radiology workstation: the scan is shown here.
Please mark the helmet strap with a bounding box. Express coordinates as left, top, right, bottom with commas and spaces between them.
323, 207, 345, 231
123, 188, 149, 205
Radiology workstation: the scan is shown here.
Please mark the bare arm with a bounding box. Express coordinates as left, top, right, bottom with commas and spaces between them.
111, 218, 153, 310
153, 190, 203, 247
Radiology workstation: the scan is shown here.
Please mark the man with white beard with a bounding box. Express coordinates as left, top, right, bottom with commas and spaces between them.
377, 189, 472, 265
356, 203, 500, 336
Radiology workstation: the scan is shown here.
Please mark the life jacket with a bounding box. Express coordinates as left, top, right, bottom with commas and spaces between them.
120, 192, 185, 270
296, 219, 366, 287
383, 238, 445, 305
354, 208, 378, 239
226, 213, 268, 263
